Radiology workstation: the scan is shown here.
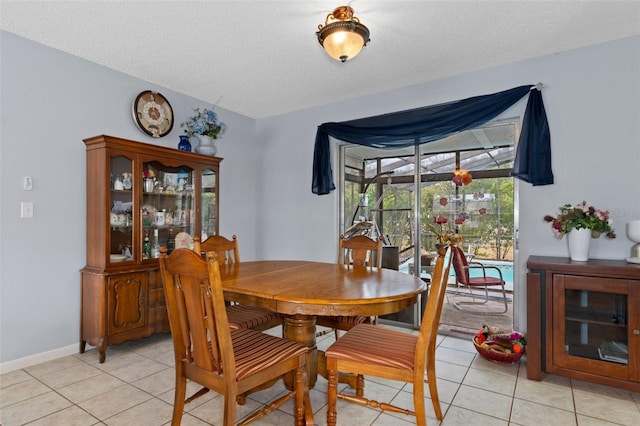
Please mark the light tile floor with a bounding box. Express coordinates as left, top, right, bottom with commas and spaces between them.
1, 325, 639, 425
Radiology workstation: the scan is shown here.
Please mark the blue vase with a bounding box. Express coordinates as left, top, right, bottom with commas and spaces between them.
178, 135, 192, 152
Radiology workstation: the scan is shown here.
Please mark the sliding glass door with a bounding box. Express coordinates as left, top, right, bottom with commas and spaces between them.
339, 120, 517, 330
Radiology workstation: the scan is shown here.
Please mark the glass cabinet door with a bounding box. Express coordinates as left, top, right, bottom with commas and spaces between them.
555, 275, 629, 373
142, 161, 196, 258
563, 289, 628, 364
110, 155, 134, 264
200, 167, 217, 239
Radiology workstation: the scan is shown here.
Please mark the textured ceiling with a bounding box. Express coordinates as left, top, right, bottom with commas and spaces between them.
2, 1, 639, 119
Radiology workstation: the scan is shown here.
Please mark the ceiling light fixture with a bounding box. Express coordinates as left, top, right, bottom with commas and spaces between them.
316, 5, 370, 63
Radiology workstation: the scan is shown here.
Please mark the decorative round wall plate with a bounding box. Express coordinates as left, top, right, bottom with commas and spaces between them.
132, 90, 174, 138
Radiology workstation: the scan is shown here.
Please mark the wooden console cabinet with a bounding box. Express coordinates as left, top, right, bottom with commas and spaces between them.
80, 135, 221, 362
527, 256, 640, 391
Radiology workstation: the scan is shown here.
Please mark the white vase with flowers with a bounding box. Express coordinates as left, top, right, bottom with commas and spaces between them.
180, 107, 225, 156
543, 200, 616, 261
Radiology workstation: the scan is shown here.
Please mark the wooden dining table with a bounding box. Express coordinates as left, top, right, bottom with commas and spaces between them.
218, 260, 426, 390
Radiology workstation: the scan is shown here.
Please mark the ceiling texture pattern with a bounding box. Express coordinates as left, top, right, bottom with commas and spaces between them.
1, 1, 639, 119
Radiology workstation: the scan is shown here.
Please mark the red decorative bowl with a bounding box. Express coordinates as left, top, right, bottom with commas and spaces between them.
473, 336, 525, 364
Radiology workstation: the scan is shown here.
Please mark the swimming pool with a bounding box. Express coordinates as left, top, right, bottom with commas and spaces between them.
400, 258, 514, 284
468, 259, 514, 283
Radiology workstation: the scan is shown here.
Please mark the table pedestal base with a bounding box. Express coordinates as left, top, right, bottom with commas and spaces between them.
283, 315, 318, 390
282, 314, 362, 394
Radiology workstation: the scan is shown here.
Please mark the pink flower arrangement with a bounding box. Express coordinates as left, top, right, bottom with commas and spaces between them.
543, 201, 616, 239
429, 215, 464, 246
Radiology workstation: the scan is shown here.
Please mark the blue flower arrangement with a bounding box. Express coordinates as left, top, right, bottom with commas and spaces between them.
180, 107, 225, 139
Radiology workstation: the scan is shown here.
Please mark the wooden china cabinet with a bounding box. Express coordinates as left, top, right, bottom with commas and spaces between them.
80, 135, 221, 362
526, 256, 640, 391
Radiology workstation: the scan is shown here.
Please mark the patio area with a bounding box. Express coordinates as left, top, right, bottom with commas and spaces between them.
439, 284, 514, 335
381, 278, 514, 337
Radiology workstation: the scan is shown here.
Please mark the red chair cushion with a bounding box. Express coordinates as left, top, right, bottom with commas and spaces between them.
325, 324, 417, 370
231, 328, 307, 380
226, 305, 281, 330
318, 315, 370, 328
467, 276, 504, 287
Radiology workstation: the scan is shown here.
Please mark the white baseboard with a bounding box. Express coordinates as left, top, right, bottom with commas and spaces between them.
0, 343, 81, 374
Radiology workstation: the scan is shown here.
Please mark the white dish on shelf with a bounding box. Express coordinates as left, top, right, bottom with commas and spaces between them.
110, 254, 127, 262
625, 257, 640, 264
174, 232, 193, 249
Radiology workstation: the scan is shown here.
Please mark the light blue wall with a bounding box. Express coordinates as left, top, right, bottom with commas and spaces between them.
0, 31, 260, 368
255, 35, 640, 331
2, 30, 639, 369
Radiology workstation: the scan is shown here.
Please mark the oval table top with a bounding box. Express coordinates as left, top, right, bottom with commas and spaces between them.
219, 260, 426, 317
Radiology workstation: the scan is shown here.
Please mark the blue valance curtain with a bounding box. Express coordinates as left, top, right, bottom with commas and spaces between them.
312, 85, 553, 195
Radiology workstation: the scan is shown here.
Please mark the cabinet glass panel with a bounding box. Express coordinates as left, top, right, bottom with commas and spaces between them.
201, 168, 217, 238
142, 161, 195, 258
110, 155, 134, 264
564, 289, 628, 365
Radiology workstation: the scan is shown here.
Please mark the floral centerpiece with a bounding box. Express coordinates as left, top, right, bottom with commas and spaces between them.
181, 107, 225, 156
180, 107, 225, 139
543, 201, 616, 239
429, 215, 464, 246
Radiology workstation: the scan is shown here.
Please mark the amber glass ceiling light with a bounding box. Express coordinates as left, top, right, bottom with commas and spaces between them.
316, 5, 370, 62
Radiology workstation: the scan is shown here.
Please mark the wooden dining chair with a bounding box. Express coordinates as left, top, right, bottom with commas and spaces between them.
316, 234, 383, 339
325, 246, 452, 426
450, 245, 508, 314
336, 234, 383, 268
159, 248, 310, 426
194, 234, 240, 264
194, 235, 283, 331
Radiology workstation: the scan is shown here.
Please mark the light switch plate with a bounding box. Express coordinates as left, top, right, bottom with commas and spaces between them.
21, 202, 33, 218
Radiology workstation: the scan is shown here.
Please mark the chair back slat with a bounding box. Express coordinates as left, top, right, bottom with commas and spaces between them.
159, 248, 234, 375
338, 234, 382, 268
181, 274, 217, 371
174, 281, 194, 362
451, 245, 470, 284
416, 246, 452, 368
201, 275, 223, 372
